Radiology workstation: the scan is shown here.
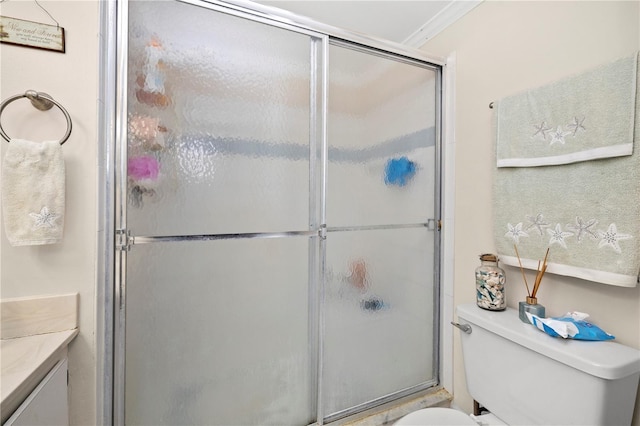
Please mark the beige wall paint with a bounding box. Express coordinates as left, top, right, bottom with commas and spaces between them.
423, 1, 640, 424
0, 1, 99, 424
1, 1, 639, 424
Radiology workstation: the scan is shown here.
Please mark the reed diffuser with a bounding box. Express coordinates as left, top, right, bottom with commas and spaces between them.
515, 245, 549, 323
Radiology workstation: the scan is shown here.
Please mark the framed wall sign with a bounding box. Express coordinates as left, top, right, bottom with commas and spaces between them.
0, 16, 65, 53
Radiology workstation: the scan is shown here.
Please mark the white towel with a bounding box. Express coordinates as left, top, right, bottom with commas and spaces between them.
2, 139, 65, 246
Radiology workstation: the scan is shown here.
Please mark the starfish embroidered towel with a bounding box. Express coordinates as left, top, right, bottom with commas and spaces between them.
494, 56, 640, 287
496, 53, 637, 167
2, 139, 65, 246
494, 150, 640, 287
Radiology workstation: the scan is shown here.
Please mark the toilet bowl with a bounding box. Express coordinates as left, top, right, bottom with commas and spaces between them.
395, 408, 476, 425
394, 407, 505, 426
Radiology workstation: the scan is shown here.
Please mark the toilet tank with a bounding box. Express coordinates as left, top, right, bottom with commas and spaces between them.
456, 303, 640, 426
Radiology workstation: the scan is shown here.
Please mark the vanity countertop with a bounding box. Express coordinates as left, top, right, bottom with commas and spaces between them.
0, 329, 78, 423
0, 293, 79, 423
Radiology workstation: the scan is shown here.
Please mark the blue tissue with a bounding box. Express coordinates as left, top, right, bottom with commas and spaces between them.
384, 157, 416, 186
527, 312, 615, 341
552, 316, 615, 341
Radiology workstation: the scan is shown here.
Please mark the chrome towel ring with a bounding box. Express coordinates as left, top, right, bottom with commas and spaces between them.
0, 90, 72, 145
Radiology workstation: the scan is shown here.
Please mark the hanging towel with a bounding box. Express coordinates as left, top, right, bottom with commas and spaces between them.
494, 150, 640, 286
496, 54, 637, 167
494, 54, 640, 287
2, 139, 65, 246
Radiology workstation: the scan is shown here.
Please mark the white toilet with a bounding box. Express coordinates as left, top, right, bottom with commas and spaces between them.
396, 303, 640, 425
395, 407, 481, 425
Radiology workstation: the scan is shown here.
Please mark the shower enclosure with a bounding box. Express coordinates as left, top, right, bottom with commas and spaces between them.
114, 0, 443, 424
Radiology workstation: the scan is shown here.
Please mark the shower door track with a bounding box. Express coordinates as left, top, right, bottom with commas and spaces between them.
180, 0, 446, 68
121, 230, 319, 247
116, 222, 437, 249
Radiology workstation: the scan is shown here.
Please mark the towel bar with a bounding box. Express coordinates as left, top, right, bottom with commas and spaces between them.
0, 90, 72, 145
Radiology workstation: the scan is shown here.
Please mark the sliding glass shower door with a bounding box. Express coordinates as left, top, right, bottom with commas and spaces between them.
116, 1, 441, 424
121, 2, 320, 424
323, 43, 438, 418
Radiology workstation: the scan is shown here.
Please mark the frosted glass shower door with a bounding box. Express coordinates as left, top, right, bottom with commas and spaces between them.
119, 2, 442, 424
125, 238, 314, 425
125, 0, 317, 237
323, 43, 439, 418
122, 1, 321, 425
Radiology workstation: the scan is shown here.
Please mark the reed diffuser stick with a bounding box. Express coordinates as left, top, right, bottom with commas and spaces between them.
513, 245, 531, 297
515, 246, 550, 298
531, 247, 550, 298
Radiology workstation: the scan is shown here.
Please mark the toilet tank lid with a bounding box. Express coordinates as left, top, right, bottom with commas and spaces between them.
456, 304, 640, 380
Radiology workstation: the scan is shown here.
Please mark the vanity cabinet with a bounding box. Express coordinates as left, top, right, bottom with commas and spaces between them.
4, 358, 69, 426
1, 294, 78, 425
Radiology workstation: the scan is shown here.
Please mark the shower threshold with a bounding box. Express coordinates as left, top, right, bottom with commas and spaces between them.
325, 387, 452, 426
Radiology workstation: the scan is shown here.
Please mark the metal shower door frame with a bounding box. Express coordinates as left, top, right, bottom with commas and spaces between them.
107, 0, 446, 424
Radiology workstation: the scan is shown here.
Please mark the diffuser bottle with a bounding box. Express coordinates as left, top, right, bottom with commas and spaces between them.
475, 254, 506, 311
519, 297, 546, 323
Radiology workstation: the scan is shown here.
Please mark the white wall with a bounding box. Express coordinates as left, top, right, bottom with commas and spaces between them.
422, 1, 640, 424
0, 1, 99, 425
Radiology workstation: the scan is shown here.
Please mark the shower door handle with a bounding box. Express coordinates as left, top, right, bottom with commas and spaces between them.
451, 321, 472, 334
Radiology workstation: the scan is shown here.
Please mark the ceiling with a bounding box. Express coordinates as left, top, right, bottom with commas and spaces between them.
253, 0, 481, 47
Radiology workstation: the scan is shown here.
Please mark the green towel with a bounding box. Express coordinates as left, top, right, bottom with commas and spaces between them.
496, 54, 637, 168
494, 54, 640, 287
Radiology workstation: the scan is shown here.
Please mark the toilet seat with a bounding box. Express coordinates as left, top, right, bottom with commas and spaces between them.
394, 407, 479, 425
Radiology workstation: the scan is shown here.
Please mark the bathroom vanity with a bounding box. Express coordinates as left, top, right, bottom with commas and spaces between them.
0, 294, 78, 424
